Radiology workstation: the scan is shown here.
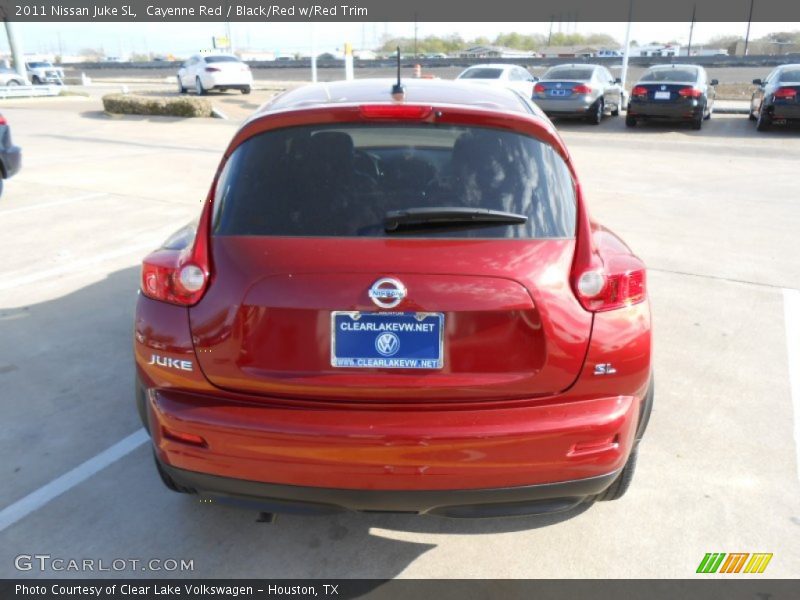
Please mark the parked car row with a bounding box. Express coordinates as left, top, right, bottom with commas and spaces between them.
458, 61, 800, 132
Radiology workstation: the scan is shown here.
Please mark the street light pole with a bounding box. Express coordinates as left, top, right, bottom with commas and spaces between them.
620, 0, 634, 89
744, 0, 755, 56
687, 4, 696, 57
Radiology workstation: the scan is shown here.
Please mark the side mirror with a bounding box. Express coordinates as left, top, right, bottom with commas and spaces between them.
710, 79, 719, 86
752, 78, 762, 85
614, 77, 622, 84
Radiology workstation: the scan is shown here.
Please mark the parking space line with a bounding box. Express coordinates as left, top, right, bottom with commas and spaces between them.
783, 288, 800, 481
0, 429, 148, 533
0, 192, 107, 216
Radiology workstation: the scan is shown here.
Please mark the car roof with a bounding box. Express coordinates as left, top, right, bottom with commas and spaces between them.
645, 64, 702, 71
461, 63, 517, 70
546, 63, 600, 70
260, 78, 537, 116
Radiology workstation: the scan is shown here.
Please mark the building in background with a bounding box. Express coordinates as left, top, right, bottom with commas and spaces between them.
459, 45, 538, 59
539, 46, 598, 58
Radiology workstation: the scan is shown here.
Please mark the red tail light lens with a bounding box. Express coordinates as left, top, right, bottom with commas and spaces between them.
162, 426, 207, 447
572, 241, 647, 313
141, 202, 212, 307
359, 104, 433, 119
204, 67, 221, 73
678, 87, 703, 98
774, 87, 797, 99
631, 86, 648, 98
0, 114, 6, 125
572, 84, 593, 94
533, 83, 546, 94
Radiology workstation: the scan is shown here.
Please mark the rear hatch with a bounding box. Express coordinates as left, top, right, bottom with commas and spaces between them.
190, 120, 591, 404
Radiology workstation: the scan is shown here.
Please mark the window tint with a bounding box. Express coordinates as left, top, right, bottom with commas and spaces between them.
640, 68, 699, 82
778, 69, 800, 83
459, 68, 504, 80
205, 56, 240, 63
543, 67, 595, 81
213, 124, 576, 239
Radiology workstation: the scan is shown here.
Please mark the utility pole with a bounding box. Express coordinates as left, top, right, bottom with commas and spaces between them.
3, 20, 28, 81
413, 13, 418, 58
687, 4, 696, 57
620, 0, 634, 89
547, 16, 554, 47
744, 0, 755, 56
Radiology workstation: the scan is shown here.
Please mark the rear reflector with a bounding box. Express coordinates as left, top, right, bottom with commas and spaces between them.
359, 104, 433, 119
774, 87, 797, 99
162, 427, 207, 447
568, 435, 620, 457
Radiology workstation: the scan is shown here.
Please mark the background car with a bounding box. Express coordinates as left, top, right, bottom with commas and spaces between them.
455, 63, 539, 98
0, 112, 22, 198
750, 64, 800, 131
177, 54, 253, 95
532, 63, 624, 124
626, 64, 717, 130
25, 61, 64, 85
135, 79, 652, 519
0, 68, 26, 86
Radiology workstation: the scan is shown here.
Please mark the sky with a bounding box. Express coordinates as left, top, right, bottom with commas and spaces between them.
3, 21, 798, 57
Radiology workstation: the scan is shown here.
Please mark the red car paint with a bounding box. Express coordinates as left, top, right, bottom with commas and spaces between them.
135, 79, 652, 515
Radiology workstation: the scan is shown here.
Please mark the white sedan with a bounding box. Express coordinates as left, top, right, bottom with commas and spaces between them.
177, 54, 253, 95
455, 64, 539, 99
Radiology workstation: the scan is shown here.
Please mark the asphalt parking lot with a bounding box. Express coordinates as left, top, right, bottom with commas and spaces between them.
0, 95, 798, 578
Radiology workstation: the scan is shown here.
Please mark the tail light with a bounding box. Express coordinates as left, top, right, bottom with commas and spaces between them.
0, 114, 6, 125
533, 83, 546, 94
774, 87, 797, 99
141, 200, 212, 307
572, 84, 593, 95
204, 66, 221, 73
572, 249, 646, 312
678, 87, 703, 98
631, 86, 648, 98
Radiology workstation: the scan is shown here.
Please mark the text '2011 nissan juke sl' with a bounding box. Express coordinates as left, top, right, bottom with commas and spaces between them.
134, 78, 653, 518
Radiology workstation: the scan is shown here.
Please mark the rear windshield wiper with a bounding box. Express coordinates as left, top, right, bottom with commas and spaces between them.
384, 207, 528, 232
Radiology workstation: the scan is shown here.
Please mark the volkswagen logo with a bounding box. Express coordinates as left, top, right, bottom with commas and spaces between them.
368, 277, 407, 309
661, 85, 667, 90
375, 332, 400, 357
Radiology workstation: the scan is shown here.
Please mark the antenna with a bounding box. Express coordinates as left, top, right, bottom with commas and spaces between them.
391, 46, 404, 98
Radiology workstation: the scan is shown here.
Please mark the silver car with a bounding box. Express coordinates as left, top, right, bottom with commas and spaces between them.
532, 64, 624, 125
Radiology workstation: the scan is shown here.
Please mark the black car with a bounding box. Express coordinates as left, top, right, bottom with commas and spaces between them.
626, 64, 717, 130
0, 112, 21, 198
750, 64, 800, 131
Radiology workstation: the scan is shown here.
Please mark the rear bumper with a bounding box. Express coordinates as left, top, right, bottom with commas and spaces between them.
768, 103, 800, 121
535, 97, 595, 116
147, 387, 641, 493
1, 145, 21, 178
161, 460, 620, 517
628, 99, 703, 120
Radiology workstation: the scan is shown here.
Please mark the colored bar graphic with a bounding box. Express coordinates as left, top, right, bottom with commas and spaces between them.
697, 552, 772, 574
744, 553, 773, 574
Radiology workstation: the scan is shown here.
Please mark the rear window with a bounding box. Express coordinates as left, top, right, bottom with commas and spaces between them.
543, 67, 594, 80
640, 68, 699, 82
205, 56, 240, 63
213, 124, 576, 239
459, 68, 504, 80
778, 69, 800, 83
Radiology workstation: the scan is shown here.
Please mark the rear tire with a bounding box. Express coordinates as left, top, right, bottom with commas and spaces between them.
691, 112, 703, 130
625, 114, 637, 127
587, 99, 603, 125
756, 107, 771, 131
176, 77, 186, 94
0, 178, 4, 198
195, 77, 207, 96
7, 79, 20, 87
597, 445, 638, 501
241, 86, 251, 95
154, 452, 194, 494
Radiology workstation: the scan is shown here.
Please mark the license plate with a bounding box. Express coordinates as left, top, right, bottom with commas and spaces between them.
654, 91, 671, 100
331, 312, 444, 369
550, 89, 567, 96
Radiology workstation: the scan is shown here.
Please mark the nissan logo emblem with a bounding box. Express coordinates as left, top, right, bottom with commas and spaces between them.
368, 277, 407, 309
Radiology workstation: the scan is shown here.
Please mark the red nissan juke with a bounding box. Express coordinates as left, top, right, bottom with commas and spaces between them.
134, 79, 653, 518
